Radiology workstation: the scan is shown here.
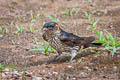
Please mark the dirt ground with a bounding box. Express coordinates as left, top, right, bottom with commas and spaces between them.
0, 0, 120, 80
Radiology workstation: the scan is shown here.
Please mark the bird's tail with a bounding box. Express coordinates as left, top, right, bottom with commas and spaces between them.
82, 36, 102, 48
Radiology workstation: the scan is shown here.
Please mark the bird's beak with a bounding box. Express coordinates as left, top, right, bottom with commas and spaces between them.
42, 28, 47, 34
55, 24, 61, 32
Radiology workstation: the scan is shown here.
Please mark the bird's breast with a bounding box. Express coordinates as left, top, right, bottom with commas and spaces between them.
48, 36, 71, 52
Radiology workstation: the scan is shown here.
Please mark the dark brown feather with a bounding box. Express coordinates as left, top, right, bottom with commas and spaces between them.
59, 30, 97, 48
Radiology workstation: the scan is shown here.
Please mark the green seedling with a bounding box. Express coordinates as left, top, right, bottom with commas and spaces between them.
0, 64, 6, 72
93, 31, 120, 56
16, 25, 23, 36
0, 27, 3, 37
0, 27, 9, 37
91, 18, 120, 56
29, 26, 34, 33
4, 28, 9, 34
0, 64, 17, 72
30, 10, 34, 21
36, 13, 41, 20
83, 10, 96, 25
45, 14, 59, 22
22, 64, 27, 80
30, 11, 41, 21
6, 64, 18, 70
62, 8, 80, 16
32, 39, 55, 55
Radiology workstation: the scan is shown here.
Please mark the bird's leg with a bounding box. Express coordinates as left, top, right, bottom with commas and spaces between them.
69, 49, 77, 63
52, 51, 61, 61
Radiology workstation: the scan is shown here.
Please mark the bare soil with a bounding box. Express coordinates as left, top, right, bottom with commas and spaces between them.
0, 0, 120, 80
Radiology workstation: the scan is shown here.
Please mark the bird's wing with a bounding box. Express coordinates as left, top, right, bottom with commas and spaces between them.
59, 30, 95, 47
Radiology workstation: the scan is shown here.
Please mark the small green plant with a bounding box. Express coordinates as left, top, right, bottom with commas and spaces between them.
36, 13, 41, 20
83, 10, 96, 25
0, 27, 3, 37
0, 27, 9, 37
16, 25, 23, 36
30, 11, 41, 21
0, 64, 6, 72
32, 39, 55, 55
93, 31, 120, 56
83, 11, 120, 56
30, 10, 34, 21
6, 64, 18, 70
4, 28, 9, 34
45, 14, 59, 22
0, 64, 17, 72
62, 8, 80, 16
29, 26, 34, 33
22, 64, 27, 80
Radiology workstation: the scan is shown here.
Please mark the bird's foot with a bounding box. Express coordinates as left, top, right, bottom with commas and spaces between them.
64, 60, 76, 64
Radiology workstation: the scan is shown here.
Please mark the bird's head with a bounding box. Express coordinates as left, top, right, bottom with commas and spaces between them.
42, 22, 61, 34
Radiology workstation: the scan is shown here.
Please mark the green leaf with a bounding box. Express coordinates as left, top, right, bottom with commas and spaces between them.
115, 41, 120, 48
93, 19, 99, 28
88, 14, 92, 23
0, 64, 5, 72
93, 40, 106, 44
22, 64, 27, 80
82, 11, 89, 17
112, 46, 117, 56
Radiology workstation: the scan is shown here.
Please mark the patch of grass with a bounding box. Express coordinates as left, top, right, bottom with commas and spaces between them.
6, 64, 18, 70
83, 10, 120, 56
32, 39, 55, 55
62, 8, 80, 16
93, 31, 120, 56
0, 64, 18, 72
15, 25, 23, 36
45, 14, 59, 22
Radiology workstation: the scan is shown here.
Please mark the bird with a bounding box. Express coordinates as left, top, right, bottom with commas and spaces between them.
42, 22, 102, 63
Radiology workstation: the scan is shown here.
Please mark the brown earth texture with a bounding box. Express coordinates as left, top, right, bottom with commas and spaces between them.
0, 0, 120, 80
